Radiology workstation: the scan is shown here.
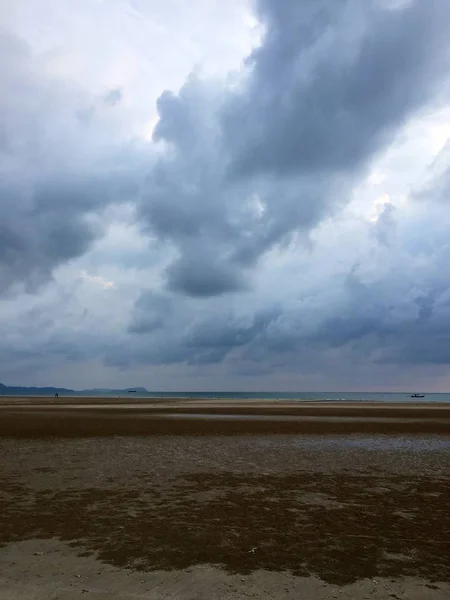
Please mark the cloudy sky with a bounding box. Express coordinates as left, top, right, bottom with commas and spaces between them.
1, 0, 450, 392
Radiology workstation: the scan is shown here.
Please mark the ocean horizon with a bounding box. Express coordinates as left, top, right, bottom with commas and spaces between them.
19, 390, 450, 403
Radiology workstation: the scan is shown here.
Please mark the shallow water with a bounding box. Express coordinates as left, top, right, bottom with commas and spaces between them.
153, 413, 446, 425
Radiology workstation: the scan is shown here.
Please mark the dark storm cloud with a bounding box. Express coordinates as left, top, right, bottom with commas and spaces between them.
302, 276, 450, 367
0, 32, 141, 295
141, 78, 338, 297
127, 159, 450, 374
125, 291, 278, 368
3, 0, 447, 299
128, 292, 174, 334
226, 0, 450, 177
139, 0, 450, 298
165, 254, 248, 296
118, 0, 450, 377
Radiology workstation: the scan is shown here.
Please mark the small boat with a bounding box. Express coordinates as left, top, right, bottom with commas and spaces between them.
410, 393, 425, 398
127, 389, 137, 393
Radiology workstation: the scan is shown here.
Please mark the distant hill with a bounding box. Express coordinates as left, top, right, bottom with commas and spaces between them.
0, 382, 148, 396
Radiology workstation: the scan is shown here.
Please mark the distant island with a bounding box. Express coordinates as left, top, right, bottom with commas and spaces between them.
0, 382, 148, 396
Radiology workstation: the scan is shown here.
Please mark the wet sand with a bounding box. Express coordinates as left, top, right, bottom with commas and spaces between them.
0, 398, 450, 598
1, 397, 450, 435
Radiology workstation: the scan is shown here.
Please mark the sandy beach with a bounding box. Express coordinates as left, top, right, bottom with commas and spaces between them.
1, 397, 450, 436
0, 398, 449, 598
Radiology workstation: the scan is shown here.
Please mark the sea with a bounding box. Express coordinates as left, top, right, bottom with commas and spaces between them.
86, 391, 450, 403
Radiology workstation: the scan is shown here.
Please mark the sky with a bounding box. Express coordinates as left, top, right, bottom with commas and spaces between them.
1, 0, 450, 392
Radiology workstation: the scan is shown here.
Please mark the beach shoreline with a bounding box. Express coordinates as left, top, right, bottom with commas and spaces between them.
1, 397, 450, 436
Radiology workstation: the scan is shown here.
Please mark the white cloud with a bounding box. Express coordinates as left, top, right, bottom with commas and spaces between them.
370, 193, 392, 223
80, 270, 115, 289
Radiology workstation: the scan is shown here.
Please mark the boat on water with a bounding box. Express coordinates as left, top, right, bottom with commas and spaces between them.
410, 393, 425, 398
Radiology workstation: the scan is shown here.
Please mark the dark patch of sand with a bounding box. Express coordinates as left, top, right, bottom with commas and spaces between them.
0, 433, 449, 592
